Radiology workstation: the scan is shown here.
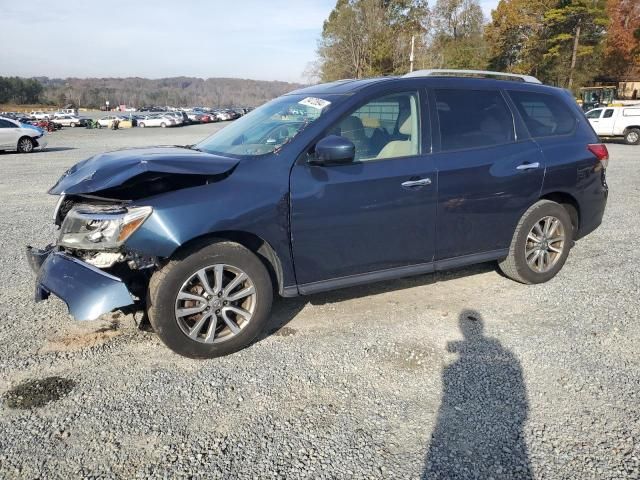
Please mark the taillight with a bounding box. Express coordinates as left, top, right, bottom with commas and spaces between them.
588, 144, 609, 169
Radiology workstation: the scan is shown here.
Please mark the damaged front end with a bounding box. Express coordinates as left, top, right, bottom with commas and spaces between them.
28, 199, 158, 320
28, 146, 240, 321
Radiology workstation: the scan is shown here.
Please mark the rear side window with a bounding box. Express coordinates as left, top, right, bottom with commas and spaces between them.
603, 109, 614, 118
434, 89, 514, 151
509, 90, 576, 137
0, 119, 15, 128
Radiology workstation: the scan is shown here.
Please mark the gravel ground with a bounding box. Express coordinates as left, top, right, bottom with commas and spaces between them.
0, 124, 638, 479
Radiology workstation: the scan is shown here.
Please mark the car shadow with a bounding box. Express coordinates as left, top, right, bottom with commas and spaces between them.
257, 262, 497, 341
42, 147, 76, 153
421, 310, 532, 479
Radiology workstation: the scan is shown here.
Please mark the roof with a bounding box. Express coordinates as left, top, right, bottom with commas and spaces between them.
287, 77, 395, 96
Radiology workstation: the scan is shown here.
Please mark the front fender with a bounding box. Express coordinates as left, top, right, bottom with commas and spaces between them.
123, 158, 296, 287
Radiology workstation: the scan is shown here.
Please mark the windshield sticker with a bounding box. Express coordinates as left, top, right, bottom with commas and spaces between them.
298, 97, 331, 110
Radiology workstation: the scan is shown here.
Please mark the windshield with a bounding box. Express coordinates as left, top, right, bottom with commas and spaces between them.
195, 94, 334, 157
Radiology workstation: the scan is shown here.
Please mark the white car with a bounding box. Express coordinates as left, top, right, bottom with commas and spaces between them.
30, 111, 51, 120
137, 115, 175, 128
96, 115, 126, 128
0, 116, 48, 153
586, 105, 640, 145
51, 115, 85, 127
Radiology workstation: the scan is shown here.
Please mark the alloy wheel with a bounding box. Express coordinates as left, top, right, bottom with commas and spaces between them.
627, 131, 639, 144
19, 138, 33, 153
174, 264, 256, 344
525, 216, 565, 273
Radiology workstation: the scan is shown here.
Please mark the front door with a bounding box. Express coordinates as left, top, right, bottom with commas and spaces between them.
0, 119, 17, 148
290, 91, 437, 289
597, 108, 616, 136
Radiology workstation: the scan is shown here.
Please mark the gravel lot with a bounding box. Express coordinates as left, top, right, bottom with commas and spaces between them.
0, 124, 638, 479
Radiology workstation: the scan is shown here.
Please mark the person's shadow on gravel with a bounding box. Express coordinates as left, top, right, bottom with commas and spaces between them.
422, 310, 532, 479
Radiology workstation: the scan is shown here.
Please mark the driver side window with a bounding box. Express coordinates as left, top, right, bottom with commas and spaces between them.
332, 92, 420, 162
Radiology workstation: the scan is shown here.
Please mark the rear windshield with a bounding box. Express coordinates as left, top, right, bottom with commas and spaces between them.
508, 90, 576, 137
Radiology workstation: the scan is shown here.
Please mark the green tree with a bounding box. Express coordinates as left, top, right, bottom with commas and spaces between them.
542, 0, 608, 88
485, 0, 556, 74
420, 0, 488, 69
317, 0, 429, 81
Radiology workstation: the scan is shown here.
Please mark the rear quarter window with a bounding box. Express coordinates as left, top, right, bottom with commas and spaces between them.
508, 90, 577, 138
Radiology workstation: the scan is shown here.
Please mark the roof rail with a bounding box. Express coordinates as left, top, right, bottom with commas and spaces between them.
404, 69, 542, 84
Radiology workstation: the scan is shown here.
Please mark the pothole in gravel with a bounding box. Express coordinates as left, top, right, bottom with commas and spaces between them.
39, 319, 122, 353
3, 377, 76, 409
271, 326, 297, 337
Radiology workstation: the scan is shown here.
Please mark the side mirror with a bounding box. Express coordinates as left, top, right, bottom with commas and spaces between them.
311, 135, 355, 165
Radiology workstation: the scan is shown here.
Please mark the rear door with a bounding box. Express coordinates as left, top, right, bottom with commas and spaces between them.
429, 87, 545, 260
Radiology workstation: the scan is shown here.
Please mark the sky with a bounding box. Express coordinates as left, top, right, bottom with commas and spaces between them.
0, 0, 499, 83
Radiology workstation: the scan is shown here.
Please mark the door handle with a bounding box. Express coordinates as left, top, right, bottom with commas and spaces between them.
516, 162, 540, 171
401, 178, 432, 188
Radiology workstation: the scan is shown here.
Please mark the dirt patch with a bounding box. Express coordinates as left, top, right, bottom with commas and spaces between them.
3, 377, 76, 409
271, 326, 297, 337
40, 320, 121, 353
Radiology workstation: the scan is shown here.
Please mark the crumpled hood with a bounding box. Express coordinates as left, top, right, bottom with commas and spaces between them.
49, 146, 239, 196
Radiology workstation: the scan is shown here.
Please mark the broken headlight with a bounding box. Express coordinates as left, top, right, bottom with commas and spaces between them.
57, 204, 152, 250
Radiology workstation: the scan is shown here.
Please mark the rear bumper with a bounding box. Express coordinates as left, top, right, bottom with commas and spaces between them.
27, 246, 135, 321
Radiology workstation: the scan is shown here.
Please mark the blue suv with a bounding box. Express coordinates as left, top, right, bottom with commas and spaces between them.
28, 70, 609, 358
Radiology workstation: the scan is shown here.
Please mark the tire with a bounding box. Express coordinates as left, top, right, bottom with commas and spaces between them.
70, 122, 77, 128
17, 136, 34, 153
139, 123, 145, 128
147, 240, 273, 358
624, 128, 640, 145
498, 200, 573, 284
160, 122, 166, 128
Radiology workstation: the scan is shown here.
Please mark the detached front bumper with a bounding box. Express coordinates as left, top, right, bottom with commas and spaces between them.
27, 246, 135, 321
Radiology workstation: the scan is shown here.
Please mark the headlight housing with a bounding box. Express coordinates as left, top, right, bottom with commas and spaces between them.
58, 204, 152, 250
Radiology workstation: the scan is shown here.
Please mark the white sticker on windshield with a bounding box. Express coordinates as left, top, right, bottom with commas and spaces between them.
298, 97, 331, 110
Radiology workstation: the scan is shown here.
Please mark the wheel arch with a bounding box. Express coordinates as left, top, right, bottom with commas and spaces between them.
539, 191, 580, 238
170, 230, 285, 296
623, 125, 640, 134
16, 135, 34, 151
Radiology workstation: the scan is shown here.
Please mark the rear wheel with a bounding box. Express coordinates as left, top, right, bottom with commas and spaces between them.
17, 137, 34, 153
624, 128, 640, 145
70, 122, 77, 128
499, 200, 573, 284
139, 122, 145, 128
148, 240, 273, 358
160, 122, 167, 128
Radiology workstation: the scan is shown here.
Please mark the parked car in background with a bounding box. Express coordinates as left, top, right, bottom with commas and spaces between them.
585, 105, 640, 145
27, 70, 609, 358
97, 116, 126, 128
137, 114, 176, 128
51, 115, 87, 128
0, 116, 48, 153
30, 111, 51, 120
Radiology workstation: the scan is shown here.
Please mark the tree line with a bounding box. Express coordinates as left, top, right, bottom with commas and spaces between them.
0, 76, 303, 108
0, 77, 44, 105
315, 0, 640, 91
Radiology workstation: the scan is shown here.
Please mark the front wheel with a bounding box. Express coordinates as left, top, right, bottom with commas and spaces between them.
160, 122, 166, 128
17, 136, 34, 153
499, 200, 573, 284
624, 128, 640, 145
139, 122, 145, 128
148, 241, 273, 358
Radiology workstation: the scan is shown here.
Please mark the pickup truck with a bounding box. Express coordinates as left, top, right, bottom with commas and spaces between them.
586, 105, 640, 145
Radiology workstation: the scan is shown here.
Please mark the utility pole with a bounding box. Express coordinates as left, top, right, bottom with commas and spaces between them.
409, 35, 415, 73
